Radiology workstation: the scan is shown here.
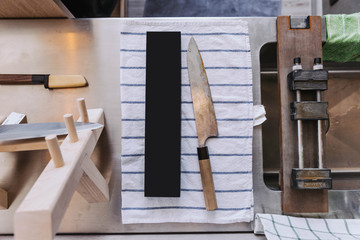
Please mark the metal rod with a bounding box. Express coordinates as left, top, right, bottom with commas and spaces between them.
317, 91, 324, 169
296, 90, 304, 169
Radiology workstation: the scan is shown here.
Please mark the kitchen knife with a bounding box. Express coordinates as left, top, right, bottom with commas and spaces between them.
0, 122, 102, 141
187, 37, 218, 211
0, 74, 87, 89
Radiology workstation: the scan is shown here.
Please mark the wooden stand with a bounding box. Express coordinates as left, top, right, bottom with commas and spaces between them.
0, 188, 7, 210
0, 114, 8, 209
277, 16, 328, 213
0, 112, 29, 209
13, 99, 108, 240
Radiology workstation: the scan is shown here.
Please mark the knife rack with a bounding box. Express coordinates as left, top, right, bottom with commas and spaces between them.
0, 98, 108, 240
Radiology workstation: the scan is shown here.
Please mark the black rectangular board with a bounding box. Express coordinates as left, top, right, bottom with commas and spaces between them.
145, 31, 181, 197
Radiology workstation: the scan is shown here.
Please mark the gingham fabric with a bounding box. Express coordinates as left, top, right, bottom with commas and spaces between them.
257, 214, 360, 240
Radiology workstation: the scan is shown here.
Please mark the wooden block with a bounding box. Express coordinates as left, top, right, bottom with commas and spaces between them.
76, 108, 108, 202
0, 136, 65, 152
14, 109, 104, 240
77, 157, 109, 203
277, 16, 328, 213
0, 0, 74, 18
0, 188, 8, 210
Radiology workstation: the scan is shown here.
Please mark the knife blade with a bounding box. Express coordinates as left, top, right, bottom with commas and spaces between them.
187, 37, 218, 211
0, 74, 87, 89
0, 122, 102, 141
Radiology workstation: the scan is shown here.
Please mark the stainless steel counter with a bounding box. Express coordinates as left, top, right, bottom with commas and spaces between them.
0, 18, 269, 235
1, 16, 358, 238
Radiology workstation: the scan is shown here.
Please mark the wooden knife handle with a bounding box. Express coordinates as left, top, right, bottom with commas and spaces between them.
198, 146, 217, 211
0, 74, 33, 84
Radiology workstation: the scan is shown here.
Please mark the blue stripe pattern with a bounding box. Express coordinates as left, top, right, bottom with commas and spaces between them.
122, 171, 252, 175
122, 136, 252, 139
122, 206, 253, 211
121, 153, 252, 157
121, 101, 253, 104
122, 189, 252, 193
121, 49, 250, 53
122, 118, 253, 121
120, 27, 253, 220
121, 32, 249, 36
120, 83, 252, 87
120, 66, 251, 70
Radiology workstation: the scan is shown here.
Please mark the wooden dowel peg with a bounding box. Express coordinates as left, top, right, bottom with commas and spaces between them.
64, 114, 78, 143
77, 98, 89, 122
45, 135, 64, 168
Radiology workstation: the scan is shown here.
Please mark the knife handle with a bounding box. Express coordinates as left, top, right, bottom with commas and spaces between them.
198, 146, 217, 211
0, 74, 49, 85
0, 74, 33, 84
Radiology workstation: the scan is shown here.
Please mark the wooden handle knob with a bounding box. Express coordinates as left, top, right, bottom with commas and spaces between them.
199, 158, 217, 211
64, 114, 78, 143
77, 98, 89, 122
45, 135, 64, 168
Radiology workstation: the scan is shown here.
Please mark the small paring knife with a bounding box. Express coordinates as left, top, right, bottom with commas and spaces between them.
187, 37, 219, 211
0, 74, 88, 89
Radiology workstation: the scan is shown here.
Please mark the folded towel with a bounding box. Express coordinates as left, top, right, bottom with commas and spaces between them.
120, 18, 254, 224
256, 214, 360, 240
323, 13, 360, 62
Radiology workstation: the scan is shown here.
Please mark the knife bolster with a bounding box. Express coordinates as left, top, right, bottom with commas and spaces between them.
197, 146, 209, 160
32, 74, 49, 87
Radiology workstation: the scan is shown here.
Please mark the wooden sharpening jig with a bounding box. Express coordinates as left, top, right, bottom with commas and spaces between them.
288, 57, 332, 190
277, 16, 332, 213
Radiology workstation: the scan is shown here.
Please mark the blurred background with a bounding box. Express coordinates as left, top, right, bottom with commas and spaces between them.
0, 0, 359, 19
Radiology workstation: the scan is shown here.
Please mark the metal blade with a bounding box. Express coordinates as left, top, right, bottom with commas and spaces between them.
187, 37, 218, 146
0, 122, 103, 141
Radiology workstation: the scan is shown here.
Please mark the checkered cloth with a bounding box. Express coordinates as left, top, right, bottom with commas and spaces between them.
256, 214, 360, 240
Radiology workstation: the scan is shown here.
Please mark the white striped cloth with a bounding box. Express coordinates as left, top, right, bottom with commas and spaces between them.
256, 214, 360, 240
120, 18, 254, 224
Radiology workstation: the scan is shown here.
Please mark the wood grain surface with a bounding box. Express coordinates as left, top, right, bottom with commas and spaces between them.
199, 159, 217, 211
0, 0, 72, 18
277, 16, 328, 213
0, 75, 33, 84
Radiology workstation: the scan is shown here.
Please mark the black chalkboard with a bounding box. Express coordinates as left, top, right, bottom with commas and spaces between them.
145, 32, 181, 197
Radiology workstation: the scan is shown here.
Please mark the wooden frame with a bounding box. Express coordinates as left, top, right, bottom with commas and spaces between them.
13, 103, 108, 240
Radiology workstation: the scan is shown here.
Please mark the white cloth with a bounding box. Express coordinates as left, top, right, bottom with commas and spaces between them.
120, 18, 254, 224
256, 214, 360, 240
253, 105, 266, 126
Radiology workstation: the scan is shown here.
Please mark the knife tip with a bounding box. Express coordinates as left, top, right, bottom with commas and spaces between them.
188, 37, 197, 52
